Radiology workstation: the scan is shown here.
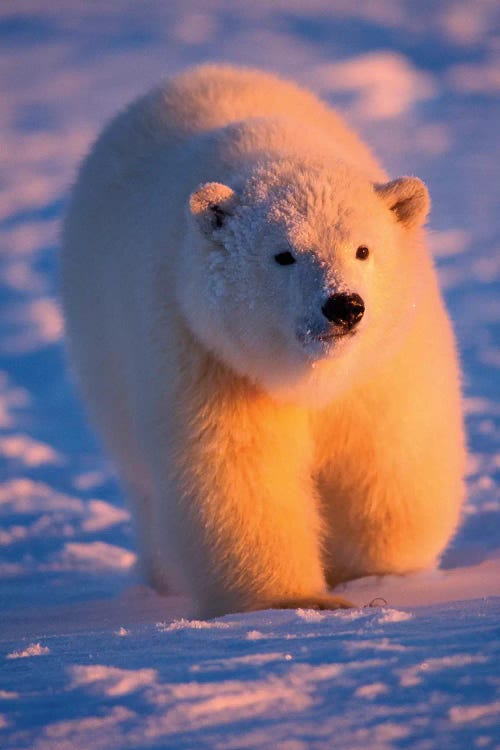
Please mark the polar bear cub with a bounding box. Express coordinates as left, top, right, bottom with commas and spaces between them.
62, 65, 465, 617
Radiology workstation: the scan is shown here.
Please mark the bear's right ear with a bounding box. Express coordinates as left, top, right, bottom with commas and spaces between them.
189, 182, 237, 238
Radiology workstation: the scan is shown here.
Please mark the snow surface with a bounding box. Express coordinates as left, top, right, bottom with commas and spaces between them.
0, 2, 499, 748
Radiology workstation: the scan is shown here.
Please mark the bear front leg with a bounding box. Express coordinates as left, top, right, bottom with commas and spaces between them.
314, 326, 465, 587
151, 382, 354, 618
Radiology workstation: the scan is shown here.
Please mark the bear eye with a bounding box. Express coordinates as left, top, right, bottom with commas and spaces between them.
356, 246, 369, 260
274, 251, 296, 266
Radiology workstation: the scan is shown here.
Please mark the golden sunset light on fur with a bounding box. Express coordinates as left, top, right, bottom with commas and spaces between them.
61, 65, 465, 619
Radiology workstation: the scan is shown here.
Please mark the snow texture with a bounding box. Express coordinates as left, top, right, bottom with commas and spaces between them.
0, 2, 499, 748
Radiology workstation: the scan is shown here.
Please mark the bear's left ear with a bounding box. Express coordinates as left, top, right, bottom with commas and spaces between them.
374, 177, 430, 229
189, 182, 237, 238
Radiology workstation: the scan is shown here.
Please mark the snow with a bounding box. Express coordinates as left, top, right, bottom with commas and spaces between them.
58, 541, 136, 571
0, 1, 499, 748
6, 643, 50, 660
311, 52, 436, 119
0, 434, 62, 467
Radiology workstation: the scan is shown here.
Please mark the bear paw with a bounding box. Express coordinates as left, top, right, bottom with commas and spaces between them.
269, 594, 355, 611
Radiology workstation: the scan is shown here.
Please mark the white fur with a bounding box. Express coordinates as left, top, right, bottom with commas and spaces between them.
61, 65, 465, 617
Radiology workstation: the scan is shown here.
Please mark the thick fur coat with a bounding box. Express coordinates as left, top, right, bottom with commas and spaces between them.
62, 65, 465, 617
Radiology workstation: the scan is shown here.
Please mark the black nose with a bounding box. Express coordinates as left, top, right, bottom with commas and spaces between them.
321, 292, 365, 329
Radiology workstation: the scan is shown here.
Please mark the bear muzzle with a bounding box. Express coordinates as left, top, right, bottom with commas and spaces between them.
321, 292, 365, 333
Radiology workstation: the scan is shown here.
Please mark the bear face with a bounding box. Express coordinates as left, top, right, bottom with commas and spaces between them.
179, 158, 430, 407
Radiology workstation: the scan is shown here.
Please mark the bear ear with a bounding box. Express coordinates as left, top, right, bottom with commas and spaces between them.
374, 177, 430, 229
189, 182, 237, 237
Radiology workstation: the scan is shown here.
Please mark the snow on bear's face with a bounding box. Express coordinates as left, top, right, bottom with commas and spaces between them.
180, 162, 430, 406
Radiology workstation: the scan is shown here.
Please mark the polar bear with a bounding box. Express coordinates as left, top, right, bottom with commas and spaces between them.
62, 65, 465, 617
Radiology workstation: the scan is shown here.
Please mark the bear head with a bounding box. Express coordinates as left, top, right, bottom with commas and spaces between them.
180, 156, 430, 407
